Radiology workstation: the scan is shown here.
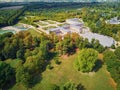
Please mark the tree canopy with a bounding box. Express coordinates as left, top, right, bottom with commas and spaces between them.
114, 46, 120, 60
75, 48, 98, 72
0, 61, 15, 89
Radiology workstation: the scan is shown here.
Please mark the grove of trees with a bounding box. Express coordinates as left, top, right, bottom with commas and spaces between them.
0, 61, 15, 89
0, 8, 26, 27
103, 49, 120, 90
75, 48, 98, 72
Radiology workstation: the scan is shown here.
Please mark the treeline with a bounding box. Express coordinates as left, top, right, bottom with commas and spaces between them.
0, 7, 26, 27
103, 47, 120, 90
20, 2, 100, 24
0, 32, 105, 61
26, 2, 98, 11
7, 7, 26, 26
0, 31, 51, 89
46, 81, 85, 90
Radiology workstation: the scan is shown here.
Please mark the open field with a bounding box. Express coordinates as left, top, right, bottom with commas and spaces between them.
11, 51, 116, 90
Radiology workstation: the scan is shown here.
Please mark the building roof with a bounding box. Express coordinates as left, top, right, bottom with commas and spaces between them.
80, 32, 115, 47
62, 25, 70, 29
70, 25, 83, 32
108, 17, 120, 24
49, 27, 61, 32
60, 28, 71, 33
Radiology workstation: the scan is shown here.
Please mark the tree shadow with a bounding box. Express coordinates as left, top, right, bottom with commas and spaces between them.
92, 59, 103, 72
77, 83, 86, 90
48, 52, 58, 61
29, 74, 42, 88
2, 76, 16, 90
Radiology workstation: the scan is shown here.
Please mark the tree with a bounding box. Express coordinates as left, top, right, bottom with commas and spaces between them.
2, 38, 19, 59
60, 81, 85, 90
33, 37, 40, 47
23, 35, 33, 48
24, 49, 32, 59
103, 50, 120, 89
24, 52, 45, 74
62, 81, 77, 90
91, 39, 105, 53
114, 46, 120, 60
75, 49, 98, 72
40, 40, 50, 60
0, 61, 15, 89
16, 66, 32, 88
56, 42, 63, 56
16, 49, 24, 60
79, 38, 90, 49
54, 56, 61, 65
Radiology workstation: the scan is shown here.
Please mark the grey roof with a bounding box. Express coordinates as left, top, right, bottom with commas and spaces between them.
80, 32, 115, 47
61, 28, 71, 33
109, 17, 120, 24
70, 25, 82, 29
49, 27, 61, 31
47, 18, 115, 47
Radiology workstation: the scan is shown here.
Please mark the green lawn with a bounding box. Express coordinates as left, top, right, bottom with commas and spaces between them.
11, 52, 116, 90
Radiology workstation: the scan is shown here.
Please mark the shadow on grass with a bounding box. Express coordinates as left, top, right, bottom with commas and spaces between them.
92, 59, 103, 72
30, 74, 42, 88
48, 52, 58, 61
77, 83, 86, 90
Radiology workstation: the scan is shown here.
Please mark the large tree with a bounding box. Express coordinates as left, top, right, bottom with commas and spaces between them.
103, 50, 120, 90
0, 61, 15, 89
16, 66, 31, 88
75, 48, 98, 72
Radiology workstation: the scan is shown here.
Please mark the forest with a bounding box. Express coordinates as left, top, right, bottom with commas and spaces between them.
0, 6, 26, 27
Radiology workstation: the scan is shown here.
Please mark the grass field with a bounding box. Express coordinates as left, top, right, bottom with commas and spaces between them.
11, 50, 116, 90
